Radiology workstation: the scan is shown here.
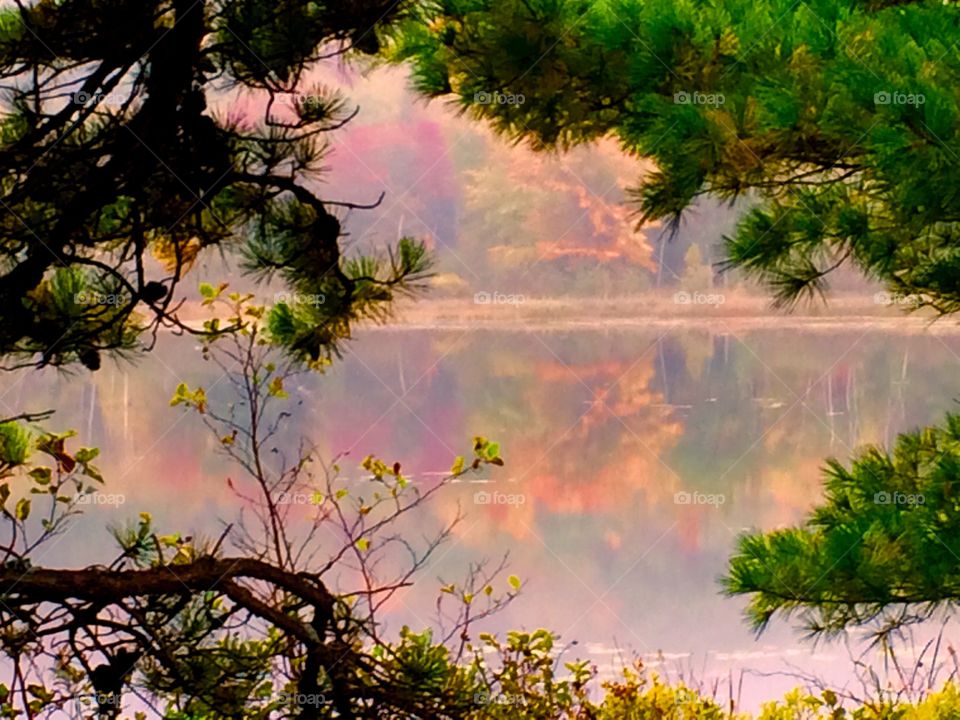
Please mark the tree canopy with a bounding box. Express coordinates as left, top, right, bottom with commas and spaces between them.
0, 0, 431, 371
392, 0, 960, 308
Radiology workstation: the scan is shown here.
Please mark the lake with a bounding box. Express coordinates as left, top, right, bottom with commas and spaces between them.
8, 314, 960, 708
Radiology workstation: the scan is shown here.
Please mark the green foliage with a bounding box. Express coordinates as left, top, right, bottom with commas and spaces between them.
724, 413, 960, 637
0, 420, 105, 574
247, 233, 432, 363
391, 0, 960, 309
449, 627, 960, 718
0, 0, 426, 369
0, 422, 30, 472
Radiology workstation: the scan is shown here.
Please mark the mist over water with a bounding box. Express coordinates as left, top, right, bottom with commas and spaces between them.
15, 320, 960, 708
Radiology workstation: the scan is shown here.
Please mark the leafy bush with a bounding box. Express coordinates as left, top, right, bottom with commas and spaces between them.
460, 630, 960, 719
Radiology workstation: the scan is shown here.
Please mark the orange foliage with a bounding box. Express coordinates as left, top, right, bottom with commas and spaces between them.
445, 353, 685, 541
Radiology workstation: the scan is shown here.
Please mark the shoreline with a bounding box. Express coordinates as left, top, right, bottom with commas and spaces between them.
371, 295, 960, 334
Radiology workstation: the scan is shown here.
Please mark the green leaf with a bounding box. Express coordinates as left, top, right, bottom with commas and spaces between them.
26, 685, 53, 702
158, 533, 181, 547
28, 467, 51, 485
14, 498, 30, 521
82, 463, 104, 483
75, 448, 99, 464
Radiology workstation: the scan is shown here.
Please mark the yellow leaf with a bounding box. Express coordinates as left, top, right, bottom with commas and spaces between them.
508, 575, 521, 590
450, 456, 465, 475
169, 382, 188, 406
268, 376, 288, 398
152, 236, 200, 273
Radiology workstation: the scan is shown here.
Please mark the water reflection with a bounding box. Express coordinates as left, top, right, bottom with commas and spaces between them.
10, 322, 960, 707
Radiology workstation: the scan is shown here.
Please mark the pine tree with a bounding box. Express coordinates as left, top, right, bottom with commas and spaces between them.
392, 0, 960, 308
0, 0, 429, 370
723, 413, 960, 637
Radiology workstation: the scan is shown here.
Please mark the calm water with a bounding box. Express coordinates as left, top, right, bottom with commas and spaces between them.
7, 320, 960, 707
